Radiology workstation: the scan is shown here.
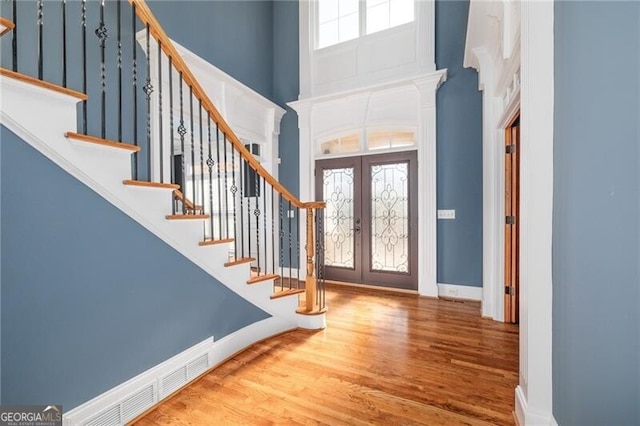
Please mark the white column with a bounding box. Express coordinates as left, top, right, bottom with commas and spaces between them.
414, 71, 446, 298
516, 0, 555, 424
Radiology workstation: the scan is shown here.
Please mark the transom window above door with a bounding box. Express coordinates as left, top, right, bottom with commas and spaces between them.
317, 129, 415, 156
316, 0, 415, 49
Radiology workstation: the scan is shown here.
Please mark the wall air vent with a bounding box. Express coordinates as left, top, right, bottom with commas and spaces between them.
84, 405, 121, 426
160, 366, 188, 398
121, 384, 155, 423
187, 353, 209, 380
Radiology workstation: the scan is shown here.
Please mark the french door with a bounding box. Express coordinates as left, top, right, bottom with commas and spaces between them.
315, 151, 418, 290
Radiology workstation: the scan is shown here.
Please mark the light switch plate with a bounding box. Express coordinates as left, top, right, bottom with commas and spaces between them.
437, 209, 456, 220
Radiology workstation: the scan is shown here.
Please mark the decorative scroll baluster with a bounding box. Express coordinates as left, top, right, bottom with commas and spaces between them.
207, 114, 214, 240
117, 0, 122, 141
158, 41, 163, 182
131, 3, 138, 176
81, 0, 87, 134
222, 131, 229, 240
62, 0, 67, 87
143, 24, 153, 178
96, 0, 108, 139
247, 164, 252, 262
189, 87, 196, 209
37, 0, 43, 80
254, 173, 261, 275
169, 59, 176, 212
199, 101, 205, 216
216, 123, 223, 238
11, 0, 17, 71
229, 137, 238, 256
178, 73, 187, 214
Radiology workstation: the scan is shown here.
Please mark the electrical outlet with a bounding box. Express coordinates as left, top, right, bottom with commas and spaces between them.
446, 288, 459, 296
287, 210, 295, 218
437, 209, 456, 220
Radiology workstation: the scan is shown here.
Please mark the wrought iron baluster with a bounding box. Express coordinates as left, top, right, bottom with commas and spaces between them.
296, 206, 300, 287
189, 87, 196, 211
131, 3, 138, 177
254, 173, 261, 275
288, 200, 292, 289
11, 0, 17, 71
246, 160, 251, 262
239, 156, 245, 258
169, 57, 175, 212
37, 0, 43, 80
207, 114, 214, 240
263, 178, 268, 274
199, 101, 205, 217
271, 186, 276, 276
96, 0, 108, 139
279, 195, 284, 290
178, 72, 187, 214
117, 0, 122, 141
143, 24, 153, 179
216, 124, 223, 238
158, 40, 163, 182
229, 138, 237, 257
222, 131, 229, 240
62, 0, 67, 87
81, 0, 87, 134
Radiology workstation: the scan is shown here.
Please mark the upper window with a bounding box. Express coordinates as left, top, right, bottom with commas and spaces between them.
317, 0, 415, 49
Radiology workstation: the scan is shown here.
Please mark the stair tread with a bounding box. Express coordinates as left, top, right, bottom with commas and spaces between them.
65, 132, 140, 152
199, 238, 234, 247
0, 68, 87, 100
123, 180, 180, 190
270, 288, 305, 300
247, 274, 280, 285
166, 214, 210, 220
224, 257, 255, 267
0, 18, 15, 37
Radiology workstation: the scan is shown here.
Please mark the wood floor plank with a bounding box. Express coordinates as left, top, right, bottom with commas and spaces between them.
132, 285, 518, 425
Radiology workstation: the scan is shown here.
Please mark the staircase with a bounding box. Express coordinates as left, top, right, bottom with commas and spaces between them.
0, 0, 325, 422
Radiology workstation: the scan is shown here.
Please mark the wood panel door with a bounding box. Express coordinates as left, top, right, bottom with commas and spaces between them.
505, 115, 520, 324
316, 151, 418, 290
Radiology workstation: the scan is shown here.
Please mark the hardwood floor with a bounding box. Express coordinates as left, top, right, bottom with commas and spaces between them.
133, 285, 519, 425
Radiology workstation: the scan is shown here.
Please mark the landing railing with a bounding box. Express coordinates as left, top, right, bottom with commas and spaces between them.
0, 0, 325, 313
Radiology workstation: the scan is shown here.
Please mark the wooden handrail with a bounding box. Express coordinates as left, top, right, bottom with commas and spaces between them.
129, 0, 323, 211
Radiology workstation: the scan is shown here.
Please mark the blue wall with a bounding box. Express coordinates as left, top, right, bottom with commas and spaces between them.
0, 126, 269, 409
435, 0, 483, 287
553, 1, 640, 424
147, 0, 275, 100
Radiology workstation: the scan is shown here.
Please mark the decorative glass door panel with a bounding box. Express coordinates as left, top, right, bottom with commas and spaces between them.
316, 151, 417, 290
368, 163, 409, 273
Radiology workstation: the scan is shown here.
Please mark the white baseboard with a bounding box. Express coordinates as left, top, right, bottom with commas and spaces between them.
515, 385, 558, 426
437, 283, 483, 301
63, 317, 295, 426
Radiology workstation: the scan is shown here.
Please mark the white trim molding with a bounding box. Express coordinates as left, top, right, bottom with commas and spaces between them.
289, 70, 446, 298
437, 283, 482, 301
465, 0, 554, 424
